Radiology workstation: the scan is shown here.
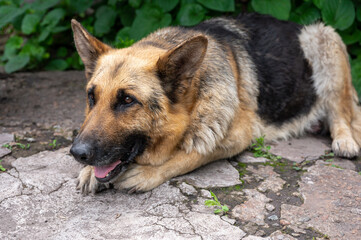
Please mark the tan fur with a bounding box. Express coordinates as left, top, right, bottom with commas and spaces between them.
71, 19, 361, 194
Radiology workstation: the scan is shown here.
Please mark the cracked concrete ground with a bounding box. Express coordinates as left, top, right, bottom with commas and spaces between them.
1, 72, 361, 239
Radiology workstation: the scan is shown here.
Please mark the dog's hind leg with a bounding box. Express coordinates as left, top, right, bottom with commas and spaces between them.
299, 23, 360, 158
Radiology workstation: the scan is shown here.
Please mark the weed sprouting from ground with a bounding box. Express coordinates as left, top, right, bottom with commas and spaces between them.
2, 142, 30, 150
0, 159, 6, 172
204, 191, 229, 214
49, 139, 57, 149
250, 136, 282, 161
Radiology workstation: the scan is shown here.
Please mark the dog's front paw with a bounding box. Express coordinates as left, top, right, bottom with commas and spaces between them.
332, 137, 360, 158
114, 164, 166, 192
77, 165, 109, 195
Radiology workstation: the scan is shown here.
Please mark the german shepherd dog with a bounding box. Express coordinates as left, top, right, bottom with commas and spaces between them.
70, 13, 361, 194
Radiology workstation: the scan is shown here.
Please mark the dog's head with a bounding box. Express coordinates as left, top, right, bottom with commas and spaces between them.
69, 20, 207, 183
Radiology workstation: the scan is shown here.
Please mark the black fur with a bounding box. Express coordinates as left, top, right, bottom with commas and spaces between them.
237, 13, 316, 124
193, 13, 316, 125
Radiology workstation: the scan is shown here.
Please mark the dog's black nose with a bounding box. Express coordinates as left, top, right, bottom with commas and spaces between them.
70, 141, 93, 164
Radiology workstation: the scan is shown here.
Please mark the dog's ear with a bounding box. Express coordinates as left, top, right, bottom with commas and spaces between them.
71, 19, 111, 79
157, 35, 208, 103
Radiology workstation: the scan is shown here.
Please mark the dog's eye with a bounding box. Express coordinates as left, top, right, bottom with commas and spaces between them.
88, 93, 95, 108
120, 95, 134, 106
124, 96, 133, 104
114, 93, 137, 112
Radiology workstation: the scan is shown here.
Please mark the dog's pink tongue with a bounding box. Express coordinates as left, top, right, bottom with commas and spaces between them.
94, 160, 121, 178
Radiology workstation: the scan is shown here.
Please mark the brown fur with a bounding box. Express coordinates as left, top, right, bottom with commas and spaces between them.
70, 18, 361, 194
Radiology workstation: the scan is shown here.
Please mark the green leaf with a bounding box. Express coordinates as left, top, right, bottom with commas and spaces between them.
349, 44, 361, 57
4, 36, 23, 60
56, 47, 68, 58
251, 0, 291, 20
204, 200, 218, 206
130, 4, 172, 40
357, 7, 361, 22
351, 57, 361, 98
41, 8, 65, 27
197, 0, 234, 12
321, 0, 355, 30
129, 0, 142, 8
222, 205, 229, 212
66, 0, 94, 14
108, 0, 117, 7
214, 209, 222, 214
52, 25, 69, 33
340, 29, 361, 45
177, 3, 205, 26
21, 13, 42, 34
30, 0, 59, 11
289, 2, 320, 25
153, 0, 179, 12
66, 53, 83, 70
210, 191, 220, 204
312, 0, 323, 9
0, 5, 26, 29
5, 55, 30, 73
119, 5, 135, 27
38, 27, 51, 42
94, 6, 117, 36
20, 40, 46, 61
45, 59, 68, 70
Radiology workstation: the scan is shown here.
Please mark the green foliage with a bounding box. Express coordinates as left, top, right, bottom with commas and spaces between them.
0, 0, 361, 97
250, 136, 282, 161
0, 159, 6, 172
2, 142, 30, 150
49, 139, 57, 149
204, 191, 229, 214
251, 0, 291, 20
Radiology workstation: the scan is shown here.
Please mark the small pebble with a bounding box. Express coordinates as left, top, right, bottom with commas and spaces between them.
265, 203, 275, 212
268, 215, 279, 221
280, 219, 290, 225
200, 189, 211, 198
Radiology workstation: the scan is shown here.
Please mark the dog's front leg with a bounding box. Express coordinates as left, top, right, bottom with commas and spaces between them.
77, 165, 110, 195
113, 151, 208, 192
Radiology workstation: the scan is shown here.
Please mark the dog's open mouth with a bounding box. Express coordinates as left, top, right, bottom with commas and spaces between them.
93, 136, 146, 183
94, 160, 123, 182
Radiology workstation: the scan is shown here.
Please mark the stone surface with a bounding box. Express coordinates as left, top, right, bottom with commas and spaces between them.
0, 133, 14, 145
237, 152, 268, 163
175, 160, 241, 188
280, 162, 361, 239
243, 231, 296, 240
0, 148, 246, 239
257, 175, 286, 193
232, 189, 271, 226
200, 189, 211, 198
11, 147, 82, 194
0, 169, 22, 202
269, 230, 296, 240
245, 165, 286, 193
179, 182, 197, 195
269, 135, 331, 163
0, 146, 11, 158
0, 72, 86, 131
265, 203, 275, 212
318, 159, 356, 171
